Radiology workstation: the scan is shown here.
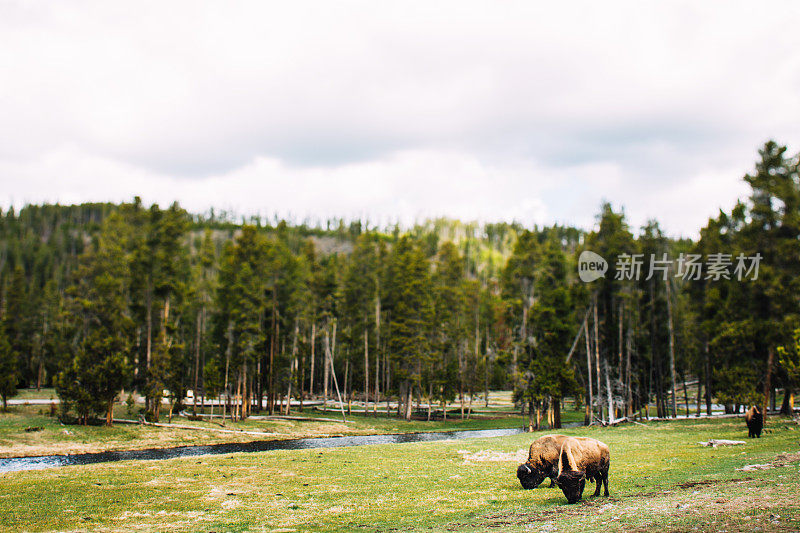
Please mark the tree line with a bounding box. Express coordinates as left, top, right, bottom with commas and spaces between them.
0, 141, 798, 429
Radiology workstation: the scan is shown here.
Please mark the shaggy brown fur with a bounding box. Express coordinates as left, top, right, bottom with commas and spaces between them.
745, 405, 763, 438
555, 436, 610, 504
516, 434, 569, 489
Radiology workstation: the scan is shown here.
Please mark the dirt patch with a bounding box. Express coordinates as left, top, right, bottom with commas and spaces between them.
458, 449, 528, 464
465, 476, 799, 532
449, 498, 620, 531
677, 479, 720, 489
773, 451, 800, 465
737, 451, 800, 471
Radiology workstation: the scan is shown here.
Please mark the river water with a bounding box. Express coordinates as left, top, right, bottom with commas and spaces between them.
0, 427, 530, 473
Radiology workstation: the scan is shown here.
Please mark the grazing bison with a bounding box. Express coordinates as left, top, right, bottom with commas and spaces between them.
745, 405, 763, 438
555, 436, 610, 504
516, 434, 569, 489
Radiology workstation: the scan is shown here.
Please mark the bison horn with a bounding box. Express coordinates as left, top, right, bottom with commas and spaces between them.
524, 465, 532, 474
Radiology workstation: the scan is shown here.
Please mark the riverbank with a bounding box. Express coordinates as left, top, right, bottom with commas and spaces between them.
1, 397, 585, 458
1, 416, 798, 532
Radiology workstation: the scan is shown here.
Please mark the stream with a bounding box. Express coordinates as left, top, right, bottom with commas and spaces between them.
0, 427, 535, 473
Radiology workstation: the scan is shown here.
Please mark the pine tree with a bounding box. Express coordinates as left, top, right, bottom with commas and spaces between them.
341, 234, 380, 410
0, 328, 16, 409
3, 266, 30, 389
191, 229, 218, 412
585, 204, 635, 422
57, 213, 133, 425
387, 236, 434, 420
777, 328, 800, 413
502, 230, 539, 393
738, 141, 800, 414
215, 226, 269, 419
432, 242, 466, 419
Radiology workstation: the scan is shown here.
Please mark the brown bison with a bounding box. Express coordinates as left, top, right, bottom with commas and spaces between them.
516, 434, 569, 489
745, 405, 763, 438
555, 436, 610, 504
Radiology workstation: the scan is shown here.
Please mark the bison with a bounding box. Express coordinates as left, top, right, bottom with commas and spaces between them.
555, 436, 610, 504
745, 405, 763, 438
516, 434, 569, 489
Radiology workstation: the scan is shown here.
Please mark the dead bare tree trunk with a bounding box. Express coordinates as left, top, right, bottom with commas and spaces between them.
763, 347, 775, 419
309, 322, 316, 397
458, 342, 465, 420
324, 320, 346, 423
222, 320, 233, 422
404, 384, 413, 420
593, 295, 602, 423
344, 357, 351, 415
665, 274, 678, 418
106, 399, 114, 427
299, 325, 306, 412
374, 296, 381, 415
193, 308, 203, 413
585, 318, 593, 425
705, 341, 712, 415
332, 320, 337, 407
385, 312, 390, 417
618, 300, 624, 384
527, 400, 536, 432
244, 363, 249, 419
144, 286, 153, 412
235, 371, 242, 422
695, 372, 703, 417
682, 375, 690, 417
625, 318, 633, 416
484, 326, 490, 408
285, 318, 299, 415
268, 288, 277, 415
364, 323, 369, 415
604, 362, 613, 422
323, 324, 330, 412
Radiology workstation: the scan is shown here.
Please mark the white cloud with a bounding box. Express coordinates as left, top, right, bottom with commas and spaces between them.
0, 145, 552, 226
1, 1, 799, 237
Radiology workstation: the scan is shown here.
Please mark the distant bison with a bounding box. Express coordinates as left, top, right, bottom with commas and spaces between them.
516, 434, 569, 489
745, 405, 763, 438
555, 436, 610, 504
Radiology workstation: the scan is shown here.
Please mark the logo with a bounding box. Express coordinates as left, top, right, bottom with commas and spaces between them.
578, 251, 608, 283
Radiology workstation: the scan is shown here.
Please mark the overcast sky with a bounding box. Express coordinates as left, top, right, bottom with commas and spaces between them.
1, 2, 799, 238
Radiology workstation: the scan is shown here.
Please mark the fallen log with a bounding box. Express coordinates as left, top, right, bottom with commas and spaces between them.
248, 415, 350, 423
698, 439, 746, 447
112, 418, 281, 437
181, 411, 351, 424
737, 463, 773, 471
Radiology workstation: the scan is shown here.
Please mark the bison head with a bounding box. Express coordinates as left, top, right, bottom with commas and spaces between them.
556, 470, 586, 504
516, 463, 544, 489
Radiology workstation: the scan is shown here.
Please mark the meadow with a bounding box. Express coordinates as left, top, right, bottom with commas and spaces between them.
1, 415, 798, 532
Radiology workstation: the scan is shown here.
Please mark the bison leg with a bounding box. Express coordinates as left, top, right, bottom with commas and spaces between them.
602, 471, 609, 497
592, 476, 601, 496
549, 478, 556, 488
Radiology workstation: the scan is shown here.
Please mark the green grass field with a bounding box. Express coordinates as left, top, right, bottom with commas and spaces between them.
1, 416, 799, 532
